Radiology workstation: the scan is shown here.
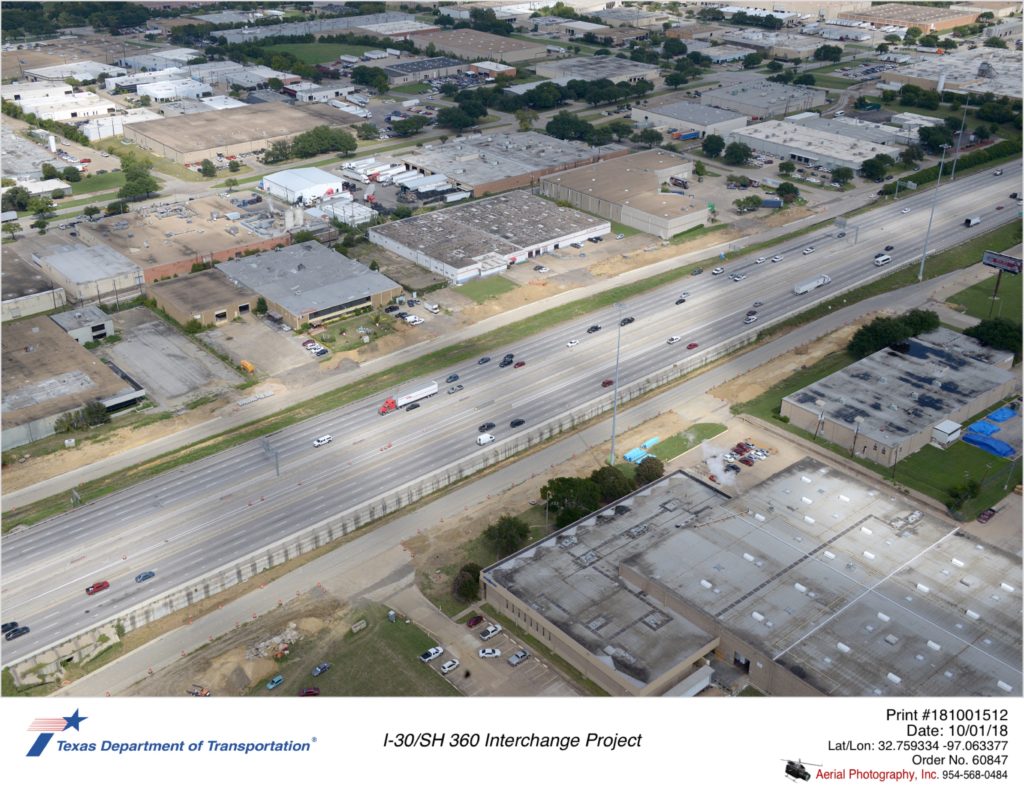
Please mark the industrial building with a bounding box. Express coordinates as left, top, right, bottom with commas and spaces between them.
398, 131, 628, 197
886, 48, 1023, 101
482, 460, 1022, 697
719, 30, 826, 60
149, 269, 257, 328
539, 150, 708, 240
702, 45, 754, 64
8, 178, 72, 198
468, 61, 517, 79
594, 7, 672, 28
1, 82, 74, 102
50, 304, 114, 345
839, 3, 980, 32
785, 112, 904, 145
383, 57, 466, 86
781, 329, 1016, 466
535, 56, 661, 83
354, 20, 441, 38
220, 12, 415, 44
408, 29, 547, 63
122, 104, 330, 163
0, 243, 66, 322
633, 101, 748, 138
27, 242, 144, 304
104, 68, 188, 92
119, 49, 201, 72
726, 120, 902, 170
137, 79, 211, 102
701, 79, 828, 118
23, 60, 126, 83
368, 191, 609, 284
216, 242, 402, 329
11, 92, 117, 123
260, 168, 346, 207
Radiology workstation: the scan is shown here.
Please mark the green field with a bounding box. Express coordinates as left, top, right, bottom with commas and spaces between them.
949, 273, 1023, 321
455, 275, 518, 303
390, 82, 431, 95
651, 424, 727, 461
70, 170, 125, 195
263, 42, 373, 63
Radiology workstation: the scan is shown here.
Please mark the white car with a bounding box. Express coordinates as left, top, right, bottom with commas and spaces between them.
771, 255, 784, 263
667, 335, 682, 345
744, 315, 758, 325
615, 233, 625, 240
711, 266, 726, 275
439, 659, 460, 675
313, 435, 333, 447
480, 623, 503, 641
755, 256, 767, 264
419, 646, 443, 663
731, 273, 747, 282
802, 247, 814, 255
536, 266, 549, 273
900, 208, 911, 214
566, 339, 579, 348
678, 291, 690, 299
478, 647, 502, 658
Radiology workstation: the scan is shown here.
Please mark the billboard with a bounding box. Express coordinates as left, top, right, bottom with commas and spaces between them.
982, 250, 1022, 275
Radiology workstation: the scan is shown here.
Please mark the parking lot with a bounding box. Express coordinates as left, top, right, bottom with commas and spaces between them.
201, 315, 315, 377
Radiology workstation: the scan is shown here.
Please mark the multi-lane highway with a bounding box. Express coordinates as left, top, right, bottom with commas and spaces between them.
2, 165, 1019, 664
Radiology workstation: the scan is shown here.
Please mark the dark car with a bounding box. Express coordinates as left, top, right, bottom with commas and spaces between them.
86, 581, 110, 596
752, 301, 763, 308
739, 457, 754, 467
836, 231, 846, 238
746, 309, 758, 317
619, 316, 635, 326
498, 358, 513, 368
587, 324, 601, 333
977, 508, 997, 524
479, 422, 495, 432
690, 267, 704, 276
396, 312, 409, 320
513, 360, 525, 369
134, 571, 156, 584
2, 622, 17, 634
299, 688, 320, 697
312, 662, 332, 677
467, 615, 484, 628
445, 374, 459, 383
510, 418, 525, 428
675, 297, 687, 305
477, 357, 490, 365
725, 464, 741, 473
884, 245, 894, 251
5, 626, 29, 641
384, 305, 399, 314
686, 342, 699, 350
502, 353, 514, 362
601, 379, 614, 388
405, 402, 420, 411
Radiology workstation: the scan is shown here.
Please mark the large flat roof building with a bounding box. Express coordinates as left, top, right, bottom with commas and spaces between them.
398, 131, 627, 197
50, 304, 114, 346
408, 29, 547, 63
216, 241, 402, 328
383, 57, 465, 86
221, 12, 415, 43
786, 111, 904, 145
633, 101, 748, 138
368, 191, 609, 284
540, 149, 708, 240
260, 167, 346, 206
535, 56, 660, 83
839, 3, 980, 32
28, 242, 144, 304
24, 60, 126, 83
594, 7, 672, 28
149, 269, 257, 328
781, 329, 1016, 466
727, 119, 902, 170
702, 79, 827, 118
887, 48, 1023, 101
484, 460, 1023, 697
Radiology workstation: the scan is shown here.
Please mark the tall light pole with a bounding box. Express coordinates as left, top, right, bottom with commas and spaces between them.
609, 302, 624, 466
948, 96, 971, 183
917, 144, 949, 282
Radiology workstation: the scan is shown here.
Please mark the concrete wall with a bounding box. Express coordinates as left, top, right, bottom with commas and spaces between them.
1, 288, 67, 323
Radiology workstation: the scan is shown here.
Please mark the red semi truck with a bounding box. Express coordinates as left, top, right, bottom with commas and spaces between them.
379, 382, 438, 414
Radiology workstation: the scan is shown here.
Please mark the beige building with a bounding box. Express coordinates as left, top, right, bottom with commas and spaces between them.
839, 3, 981, 32
408, 29, 547, 63
540, 150, 709, 239
149, 269, 257, 327
29, 243, 144, 304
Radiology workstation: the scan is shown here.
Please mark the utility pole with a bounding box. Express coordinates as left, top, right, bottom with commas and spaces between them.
609, 302, 624, 466
948, 96, 971, 182
917, 144, 948, 282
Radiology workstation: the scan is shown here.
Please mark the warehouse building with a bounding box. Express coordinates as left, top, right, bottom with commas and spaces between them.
839, 3, 979, 32
594, 7, 672, 28
781, 329, 1016, 465
785, 111, 903, 145
483, 460, 1022, 697
702, 79, 827, 118
221, 12, 415, 43
24, 60, 126, 83
260, 168, 346, 207
383, 57, 465, 86
28, 242, 144, 304
1, 82, 74, 102
886, 48, 1023, 101
137, 78, 211, 102
149, 269, 257, 327
50, 304, 114, 345
535, 56, 661, 83
633, 101, 747, 138
398, 131, 628, 197
408, 29, 547, 63
216, 242, 402, 329
540, 150, 708, 240
1, 245, 66, 323
122, 104, 329, 163
719, 30, 826, 60
354, 20, 441, 38
726, 119, 902, 170
368, 191, 609, 284
469, 61, 517, 79
104, 68, 188, 92
119, 49, 201, 72
702, 45, 754, 64
12, 92, 117, 122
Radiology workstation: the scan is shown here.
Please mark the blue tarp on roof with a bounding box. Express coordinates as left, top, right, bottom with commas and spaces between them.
988, 405, 1018, 422
963, 433, 1015, 458
968, 420, 1001, 437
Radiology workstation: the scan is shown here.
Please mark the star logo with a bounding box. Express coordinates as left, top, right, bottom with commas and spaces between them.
26, 709, 87, 757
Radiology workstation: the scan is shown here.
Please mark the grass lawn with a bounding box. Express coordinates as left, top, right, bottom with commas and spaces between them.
70, 170, 125, 195
97, 139, 205, 182
249, 604, 460, 697
948, 273, 1022, 321
263, 42, 372, 62
813, 75, 859, 90
390, 82, 431, 95
669, 223, 726, 245
610, 221, 639, 238
733, 350, 856, 421
651, 423, 727, 461
455, 275, 517, 303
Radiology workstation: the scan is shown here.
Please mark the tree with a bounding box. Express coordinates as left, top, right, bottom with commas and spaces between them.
734, 195, 763, 212
452, 562, 482, 601
847, 310, 940, 359
267, 77, 284, 91
776, 181, 799, 204
693, 160, 707, 177
392, 116, 428, 137
814, 44, 843, 62
263, 140, 292, 164
831, 166, 854, 185
792, 73, 816, 86
228, 159, 241, 172
983, 36, 1008, 48
589, 466, 634, 503
904, 27, 922, 43
946, 479, 980, 510
663, 38, 686, 57
350, 65, 389, 93
635, 456, 665, 486
918, 125, 954, 154
606, 119, 634, 141
723, 141, 752, 166
701, 133, 725, 158
199, 159, 216, 177
636, 128, 662, 148
31, 217, 48, 234
3, 221, 21, 240
899, 144, 924, 166
876, 43, 889, 54
540, 476, 601, 528
742, 52, 763, 69
119, 170, 159, 201
483, 515, 531, 557
356, 122, 379, 140
28, 196, 55, 218
42, 162, 60, 180
255, 296, 268, 316
224, 178, 239, 191
545, 110, 592, 141
62, 166, 82, 182
665, 72, 689, 89
83, 205, 101, 221
766, 59, 785, 73
436, 106, 475, 131
514, 107, 538, 131
1, 185, 31, 212
778, 160, 795, 175
964, 317, 1022, 361
860, 155, 889, 181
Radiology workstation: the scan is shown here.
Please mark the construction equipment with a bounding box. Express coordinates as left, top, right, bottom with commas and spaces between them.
187, 684, 211, 697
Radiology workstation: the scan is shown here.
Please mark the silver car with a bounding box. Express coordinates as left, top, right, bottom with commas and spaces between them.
508, 649, 530, 667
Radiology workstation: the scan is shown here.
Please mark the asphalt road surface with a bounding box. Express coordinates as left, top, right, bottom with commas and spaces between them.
2, 165, 1019, 664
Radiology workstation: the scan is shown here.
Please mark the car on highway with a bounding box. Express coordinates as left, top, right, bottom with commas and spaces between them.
134, 571, 156, 584
566, 339, 579, 348
771, 255, 784, 263
587, 324, 601, 333
675, 297, 687, 305
993, 169, 1003, 176
619, 316, 634, 326
900, 208, 910, 214
477, 357, 491, 365
667, 335, 681, 345
686, 342, 699, 350
601, 379, 614, 388
731, 273, 747, 282
312, 662, 332, 677
755, 256, 768, 264
836, 232, 846, 238
467, 615, 484, 628
479, 648, 502, 658
419, 646, 444, 663
440, 659, 460, 675
479, 422, 496, 433
447, 384, 463, 394
5, 626, 30, 641
498, 358, 513, 368
298, 688, 320, 696
446, 374, 459, 383
405, 402, 420, 411
884, 245, 894, 251
690, 267, 704, 276
513, 360, 525, 369
86, 581, 110, 596
711, 266, 725, 275
1, 621, 17, 634
480, 623, 503, 641
752, 301, 763, 308
977, 508, 996, 524
507, 649, 530, 667
510, 418, 525, 428
802, 247, 814, 255
266, 675, 284, 690
996, 204, 1004, 210
744, 315, 758, 325
678, 291, 690, 299
746, 309, 758, 316
313, 435, 333, 447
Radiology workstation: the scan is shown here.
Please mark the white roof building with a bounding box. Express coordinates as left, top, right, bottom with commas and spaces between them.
260, 168, 347, 206
13, 92, 117, 122
137, 79, 211, 102
727, 119, 902, 170
23, 60, 126, 83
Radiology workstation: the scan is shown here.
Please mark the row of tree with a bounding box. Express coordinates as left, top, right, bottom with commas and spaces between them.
262, 125, 357, 165
847, 310, 941, 359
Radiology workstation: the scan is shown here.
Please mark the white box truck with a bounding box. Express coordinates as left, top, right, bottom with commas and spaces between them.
793, 274, 832, 295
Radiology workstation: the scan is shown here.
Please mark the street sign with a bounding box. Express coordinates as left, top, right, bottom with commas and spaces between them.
982, 250, 1022, 275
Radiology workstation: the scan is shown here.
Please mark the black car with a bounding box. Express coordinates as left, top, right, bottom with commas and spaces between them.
384, 305, 399, 314
498, 359, 513, 368
884, 245, 894, 251
619, 316, 635, 327
478, 357, 490, 365
675, 297, 687, 305
406, 402, 420, 411
479, 422, 495, 432
691, 267, 704, 276
5, 626, 29, 641
510, 418, 525, 428
446, 374, 459, 383
1, 622, 17, 634
836, 231, 846, 238
502, 353, 514, 361
587, 324, 601, 333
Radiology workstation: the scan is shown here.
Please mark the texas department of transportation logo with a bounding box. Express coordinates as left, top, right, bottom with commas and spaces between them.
26, 709, 87, 757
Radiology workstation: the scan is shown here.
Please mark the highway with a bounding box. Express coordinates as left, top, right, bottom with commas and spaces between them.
2, 164, 1019, 664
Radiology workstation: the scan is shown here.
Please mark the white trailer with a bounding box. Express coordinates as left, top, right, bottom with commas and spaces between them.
342, 156, 376, 170
793, 274, 832, 295
379, 382, 438, 414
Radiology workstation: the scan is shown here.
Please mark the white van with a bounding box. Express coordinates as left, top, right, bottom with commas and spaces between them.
476, 433, 495, 446
424, 303, 440, 314
313, 435, 333, 447
873, 254, 892, 266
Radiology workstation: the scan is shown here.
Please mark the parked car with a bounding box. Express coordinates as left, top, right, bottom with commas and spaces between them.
977, 508, 996, 524
479, 648, 501, 658
615, 233, 625, 240
266, 674, 284, 690
298, 687, 320, 696
467, 615, 484, 628
440, 659, 460, 675
507, 649, 530, 667
419, 646, 444, 663
312, 662, 331, 677
479, 623, 502, 641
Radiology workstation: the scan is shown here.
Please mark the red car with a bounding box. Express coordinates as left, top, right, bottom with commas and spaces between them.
739, 457, 754, 467
86, 580, 110, 595
513, 361, 525, 369
467, 615, 484, 628
299, 688, 320, 696
686, 342, 699, 350
977, 508, 996, 524
601, 379, 614, 388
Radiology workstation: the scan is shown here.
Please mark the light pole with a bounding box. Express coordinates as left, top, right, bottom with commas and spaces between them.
609, 302, 624, 466
917, 144, 949, 282
948, 97, 971, 182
